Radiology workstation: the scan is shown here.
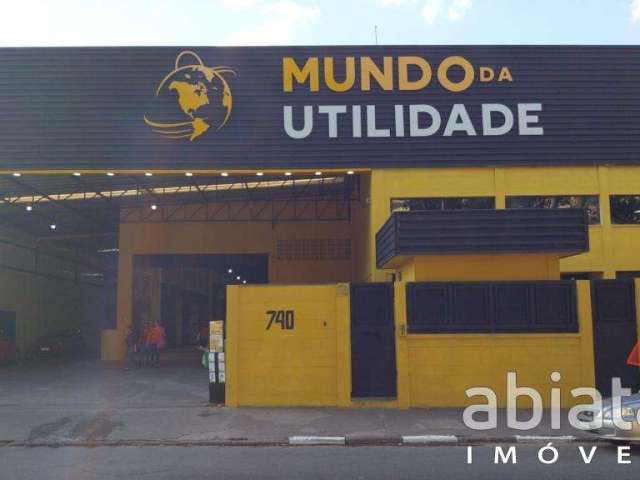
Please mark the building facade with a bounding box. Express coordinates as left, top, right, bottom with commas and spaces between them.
1, 45, 639, 407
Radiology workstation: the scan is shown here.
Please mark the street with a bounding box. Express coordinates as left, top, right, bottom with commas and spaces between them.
0, 360, 599, 444
1, 445, 639, 480
2, 359, 638, 479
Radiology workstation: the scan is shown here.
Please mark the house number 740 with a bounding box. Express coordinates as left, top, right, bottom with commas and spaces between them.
266, 310, 295, 330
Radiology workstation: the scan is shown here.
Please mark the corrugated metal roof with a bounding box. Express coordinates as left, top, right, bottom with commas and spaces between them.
0, 173, 355, 251
0, 46, 639, 170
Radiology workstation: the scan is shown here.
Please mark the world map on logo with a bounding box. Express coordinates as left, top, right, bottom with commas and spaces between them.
144, 51, 235, 141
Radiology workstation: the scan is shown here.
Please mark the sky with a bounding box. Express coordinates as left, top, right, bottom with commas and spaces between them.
1, 0, 640, 46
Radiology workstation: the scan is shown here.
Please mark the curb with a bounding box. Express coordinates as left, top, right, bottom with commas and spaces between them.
0, 439, 290, 448
402, 435, 458, 445
288, 435, 602, 447
457, 435, 601, 446
514, 435, 577, 444
0, 435, 603, 448
289, 436, 345, 446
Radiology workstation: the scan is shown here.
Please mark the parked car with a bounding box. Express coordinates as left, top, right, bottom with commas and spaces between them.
32, 328, 86, 358
580, 393, 640, 443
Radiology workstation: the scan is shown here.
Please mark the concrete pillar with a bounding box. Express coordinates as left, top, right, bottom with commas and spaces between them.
225, 285, 240, 407
101, 253, 133, 361
394, 281, 410, 409
577, 280, 596, 388
336, 283, 351, 407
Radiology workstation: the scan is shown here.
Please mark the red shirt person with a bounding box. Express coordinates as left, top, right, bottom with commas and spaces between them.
627, 341, 640, 367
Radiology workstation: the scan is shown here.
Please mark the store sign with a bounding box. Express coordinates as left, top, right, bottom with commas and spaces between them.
1, 46, 638, 170
281, 56, 543, 139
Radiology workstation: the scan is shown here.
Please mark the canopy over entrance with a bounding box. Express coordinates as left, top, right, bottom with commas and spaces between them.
1, 171, 358, 262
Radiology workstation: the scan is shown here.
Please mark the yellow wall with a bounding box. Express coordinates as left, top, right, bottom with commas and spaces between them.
103, 216, 359, 359
366, 166, 640, 281
0, 267, 111, 357
390, 250, 578, 408
226, 284, 346, 407
395, 254, 560, 282
0, 228, 113, 358
394, 280, 595, 408
117, 219, 356, 285
225, 280, 596, 409
225, 282, 401, 409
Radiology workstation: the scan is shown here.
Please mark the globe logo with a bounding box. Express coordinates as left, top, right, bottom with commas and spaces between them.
144, 51, 236, 141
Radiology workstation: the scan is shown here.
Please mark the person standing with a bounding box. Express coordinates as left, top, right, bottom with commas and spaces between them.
147, 321, 166, 367
138, 322, 150, 367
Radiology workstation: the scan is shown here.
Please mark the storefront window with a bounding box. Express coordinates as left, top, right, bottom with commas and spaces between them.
610, 196, 640, 225
506, 195, 600, 225
390, 197, 495, 213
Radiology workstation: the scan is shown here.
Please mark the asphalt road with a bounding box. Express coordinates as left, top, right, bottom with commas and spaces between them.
1, 445, 640, 480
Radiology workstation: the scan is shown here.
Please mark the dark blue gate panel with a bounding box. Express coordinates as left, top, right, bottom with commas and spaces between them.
591, 280, 639, 397
406, 281, 578, 334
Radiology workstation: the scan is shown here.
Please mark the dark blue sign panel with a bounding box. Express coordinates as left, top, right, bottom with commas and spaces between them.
0, 46, 638, 170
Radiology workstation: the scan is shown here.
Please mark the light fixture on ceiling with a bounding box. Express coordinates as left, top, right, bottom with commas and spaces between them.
25, 205, 33, 212
97, 248, 120, 253
228, 268, 233, 274
150, 204, 158, 211
49, 223, 56, 230
236, 275, 241, 280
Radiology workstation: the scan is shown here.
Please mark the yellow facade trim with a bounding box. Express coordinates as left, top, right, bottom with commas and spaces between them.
394, 281, 411, 409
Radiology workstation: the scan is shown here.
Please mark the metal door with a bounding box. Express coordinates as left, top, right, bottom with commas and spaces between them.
591, 280, 639, 397
350, 283, 397, 398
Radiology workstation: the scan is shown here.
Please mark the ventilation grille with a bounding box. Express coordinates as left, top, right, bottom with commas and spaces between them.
276, 239, 351, 261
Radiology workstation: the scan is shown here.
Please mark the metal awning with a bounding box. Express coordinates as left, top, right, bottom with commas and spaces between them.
376, 208, 590, 269
0, 172, 359, 255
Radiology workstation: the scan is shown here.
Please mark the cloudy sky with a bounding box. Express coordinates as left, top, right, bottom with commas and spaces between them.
1, 0, 639, 46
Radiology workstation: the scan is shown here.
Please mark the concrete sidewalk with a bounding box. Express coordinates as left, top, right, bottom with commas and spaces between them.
0, 359, 599, 446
